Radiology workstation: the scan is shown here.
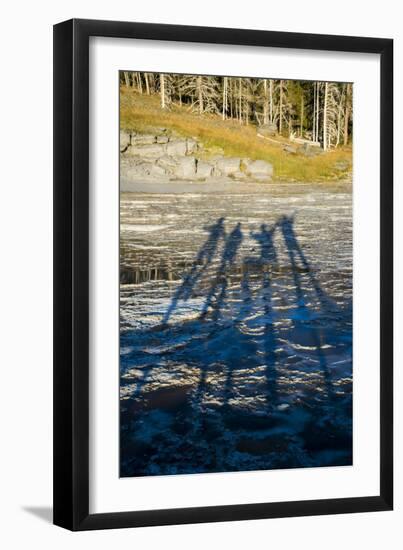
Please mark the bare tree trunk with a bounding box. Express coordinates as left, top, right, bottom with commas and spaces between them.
160, 73, 166, 109
136, 72, 143, 94
279, 80, 283, 134
344, 83, 352, 146
123, 71, 130, 88
230, 78, 233, 118
316, 82, 320, 144
222, 77, 228, 120
238, 78, 242, 124
323, 81, 328, 151
197, 75, 203, 114
313, 82, 316, 141
269, 79, 273, 124
300, 93, 304, 137
144, 73, 150, 95
336, 85, 345, 147
263, 79, 268, 124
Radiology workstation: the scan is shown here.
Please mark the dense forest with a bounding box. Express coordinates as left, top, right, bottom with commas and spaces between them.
120, 72, 352, 151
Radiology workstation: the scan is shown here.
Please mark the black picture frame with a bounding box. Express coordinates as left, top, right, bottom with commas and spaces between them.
53, 18, 393, 531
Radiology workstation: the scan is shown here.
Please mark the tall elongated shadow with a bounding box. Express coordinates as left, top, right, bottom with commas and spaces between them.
218, 223, 279, 410
278, 215, 333, 310
200, 222, 243, 321
278, 215, 334, 399
194, 223, 243, 411
162, 217, 226, 324
252, 224, 279, 405
120, 214, 351, 476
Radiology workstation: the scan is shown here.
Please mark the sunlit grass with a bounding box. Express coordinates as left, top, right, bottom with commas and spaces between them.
120, 87, 352, 182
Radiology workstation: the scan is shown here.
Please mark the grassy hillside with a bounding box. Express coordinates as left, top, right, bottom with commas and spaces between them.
120, 87, 352, 183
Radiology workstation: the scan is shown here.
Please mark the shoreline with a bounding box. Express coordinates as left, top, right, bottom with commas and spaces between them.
120, 178, 352, 195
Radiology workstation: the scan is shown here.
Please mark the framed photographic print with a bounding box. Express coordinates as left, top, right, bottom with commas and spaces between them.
53, 19, 393, 530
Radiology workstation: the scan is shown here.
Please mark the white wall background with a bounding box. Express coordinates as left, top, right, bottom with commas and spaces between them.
0, 0, 400, 547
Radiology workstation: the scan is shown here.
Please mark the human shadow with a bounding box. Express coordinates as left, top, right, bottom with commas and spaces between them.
128, 216, 339, 406
220, 222, 279, 409
192, 222, 243, 413
126, 217, 226, 402
277, 215, 334, 400
200, 222, 243, 321
252, 224, 279, 405
120, 215, 351, 476
278, 215, 333, 311
162, 217, 225, 324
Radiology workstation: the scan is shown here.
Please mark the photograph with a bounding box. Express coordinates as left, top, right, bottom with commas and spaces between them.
119, 72, 353, 477
0, 0, 396, 542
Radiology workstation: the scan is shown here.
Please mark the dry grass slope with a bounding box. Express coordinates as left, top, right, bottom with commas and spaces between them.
120, 88, 352, 182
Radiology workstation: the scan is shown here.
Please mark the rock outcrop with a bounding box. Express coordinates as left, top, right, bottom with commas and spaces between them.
120, 129, 274, 184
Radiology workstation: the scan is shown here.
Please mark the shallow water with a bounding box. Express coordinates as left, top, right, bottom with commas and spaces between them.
120, 182, 352, 477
